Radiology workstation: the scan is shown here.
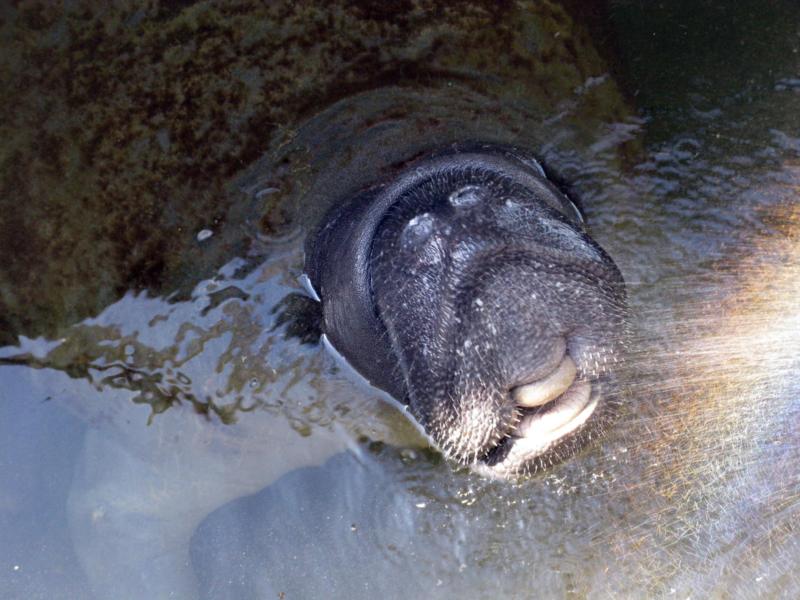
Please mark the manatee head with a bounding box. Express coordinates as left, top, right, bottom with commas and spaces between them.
305, 144, 627, 478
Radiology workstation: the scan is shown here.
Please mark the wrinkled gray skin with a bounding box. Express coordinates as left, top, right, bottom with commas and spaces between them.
306, 143, 627, 477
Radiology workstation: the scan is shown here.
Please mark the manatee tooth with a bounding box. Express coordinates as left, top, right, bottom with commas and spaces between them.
512, 356, 577, 407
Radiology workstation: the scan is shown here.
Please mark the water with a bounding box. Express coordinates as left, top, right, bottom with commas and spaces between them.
1, 2, 799, 598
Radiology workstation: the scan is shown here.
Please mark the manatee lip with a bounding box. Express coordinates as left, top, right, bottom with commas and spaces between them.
514, 380, 596, 442
483, 354, 598, 464
511, 355, 578, 408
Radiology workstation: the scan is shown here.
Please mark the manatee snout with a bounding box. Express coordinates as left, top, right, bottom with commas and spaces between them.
306, 145, 627, 477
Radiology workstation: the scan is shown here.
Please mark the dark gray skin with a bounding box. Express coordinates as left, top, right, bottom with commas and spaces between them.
305, 143, 628, 477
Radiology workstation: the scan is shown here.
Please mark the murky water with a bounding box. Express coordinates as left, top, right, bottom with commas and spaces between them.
2, 2, 799, 599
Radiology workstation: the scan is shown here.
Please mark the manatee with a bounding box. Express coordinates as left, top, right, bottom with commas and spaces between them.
44, 137, 626, 599
305, 143, 627, 477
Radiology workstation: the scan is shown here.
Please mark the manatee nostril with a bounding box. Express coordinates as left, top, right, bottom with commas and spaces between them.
447, 185, 485, 208
400, 212, 435, 248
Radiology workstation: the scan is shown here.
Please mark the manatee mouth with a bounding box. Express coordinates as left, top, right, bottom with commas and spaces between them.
481, 353, 599, 469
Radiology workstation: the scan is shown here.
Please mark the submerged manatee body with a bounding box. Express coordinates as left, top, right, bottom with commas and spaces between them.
306, 144, 627, 477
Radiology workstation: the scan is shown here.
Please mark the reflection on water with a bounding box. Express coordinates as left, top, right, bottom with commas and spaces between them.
2, 1, 800, 599
4, 249, 333, 430
0, 242, 424, 599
